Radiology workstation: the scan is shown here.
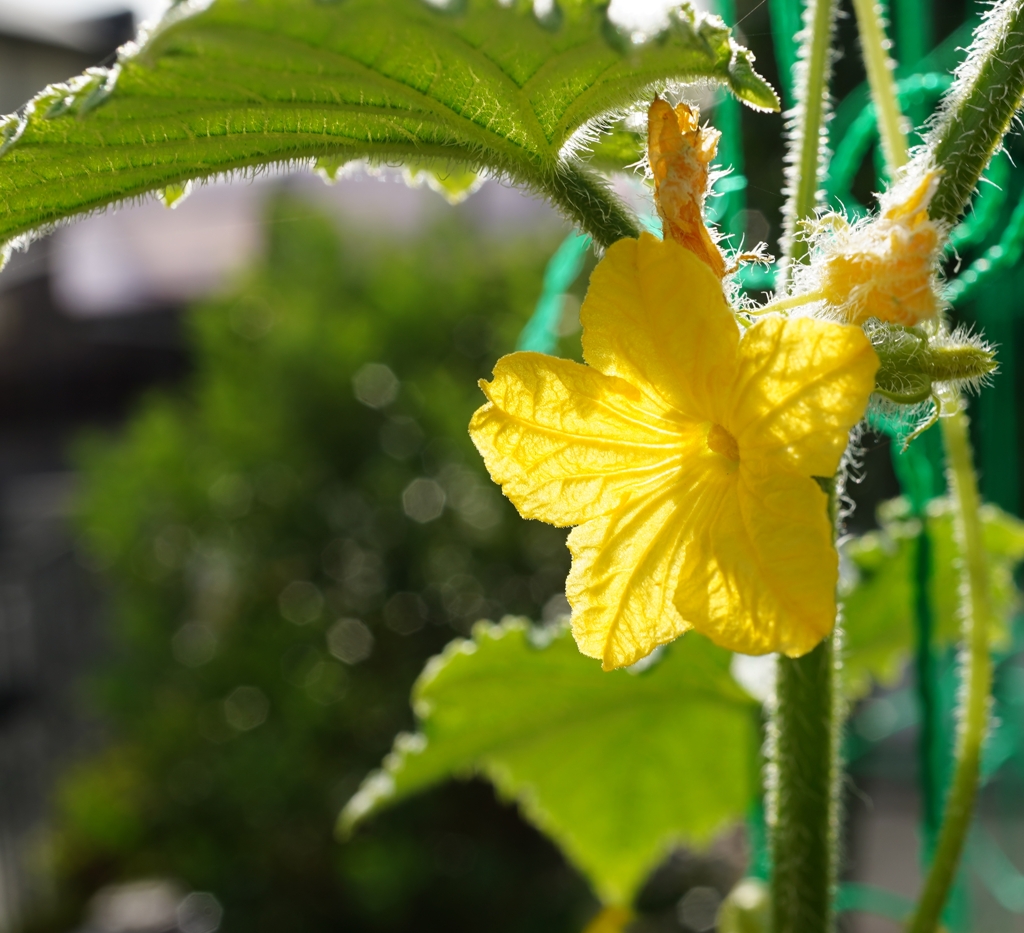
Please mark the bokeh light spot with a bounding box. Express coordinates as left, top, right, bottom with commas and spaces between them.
352, 362, 400, 409
384, 592, 429, 635
403, 478, 446, 523
279, 581, 324, 625
327, 617, 374, 665
678, 885, 722, 933
224, 686, 269, 731
172, 622, 218, 667
177, 891, 224, 933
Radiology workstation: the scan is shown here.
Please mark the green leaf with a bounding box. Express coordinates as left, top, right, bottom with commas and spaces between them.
0, 0, 778, 256
582, 124, 646, 173
402, 160, 485, 204
842, 497, 1024, 699
341, 619, 759, 906
841, 526, 916, 698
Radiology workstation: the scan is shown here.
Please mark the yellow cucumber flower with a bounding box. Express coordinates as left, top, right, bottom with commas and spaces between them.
817, 172, 943, 325
470, 234, 879, 670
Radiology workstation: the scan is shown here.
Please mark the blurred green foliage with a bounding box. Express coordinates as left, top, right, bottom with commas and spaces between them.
842, 497, 1024, 699
32, 198, 603, 933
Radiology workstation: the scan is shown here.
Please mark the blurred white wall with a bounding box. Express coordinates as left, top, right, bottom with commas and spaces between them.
0, 0, 167, 37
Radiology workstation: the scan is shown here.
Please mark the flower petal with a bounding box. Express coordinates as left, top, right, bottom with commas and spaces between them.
728, 316, 878, 477
674, 469, 837, 656
470, 352, 693, 527
819, 172, 942, 326
567, 453, 726, 670
581, 233, 738, 421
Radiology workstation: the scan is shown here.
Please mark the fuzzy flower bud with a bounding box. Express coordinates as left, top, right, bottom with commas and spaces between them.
647, 98, 727, 279
868, 322, 997, 404
816, 172, 943, 326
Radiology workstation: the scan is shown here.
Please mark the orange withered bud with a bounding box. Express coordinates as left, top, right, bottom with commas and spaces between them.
647, 98, 727, 279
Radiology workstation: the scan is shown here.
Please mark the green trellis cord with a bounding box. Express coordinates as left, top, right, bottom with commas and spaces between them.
769, 0, 801, 107
826, 73, 951, 212
516, 231, 591, 354
946, 191, 1024, 305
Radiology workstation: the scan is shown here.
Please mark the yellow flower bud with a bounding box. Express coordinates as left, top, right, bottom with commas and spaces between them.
817, 172, 942, 326
647, 98, 727, 279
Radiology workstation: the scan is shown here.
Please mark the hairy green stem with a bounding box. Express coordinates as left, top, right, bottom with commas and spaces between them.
546, 164, 641, 251
850, 0, 909, 169
906, 408, 992, 933
770, 0, 842, 924
922, 0, 1024, 225
771, 635, 841, 933
770, 478, 842, 933
853, 0, 1003, 925
780, 0, 838, 275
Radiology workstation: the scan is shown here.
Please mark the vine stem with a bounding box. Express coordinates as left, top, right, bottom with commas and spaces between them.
906, 407, 992, 933
771, 634, 841, 933
779, 0, 837, 276
853, 0, 1001, 926
769, 0, 841, 927
547, 164, 641, 252
921, 0, 1024, 227
849, 0, 908, 170
771, 477, 842, 933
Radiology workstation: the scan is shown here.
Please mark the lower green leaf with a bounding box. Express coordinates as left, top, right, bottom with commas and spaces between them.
342, 619, 759, 906
842, 496, 1024, 699
402, 160, 485, 204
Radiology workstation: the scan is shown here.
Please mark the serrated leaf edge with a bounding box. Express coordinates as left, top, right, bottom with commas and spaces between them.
338, 618, 526, 837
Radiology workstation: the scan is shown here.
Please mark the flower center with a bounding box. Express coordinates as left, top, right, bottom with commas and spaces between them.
706, 423, 739, 462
